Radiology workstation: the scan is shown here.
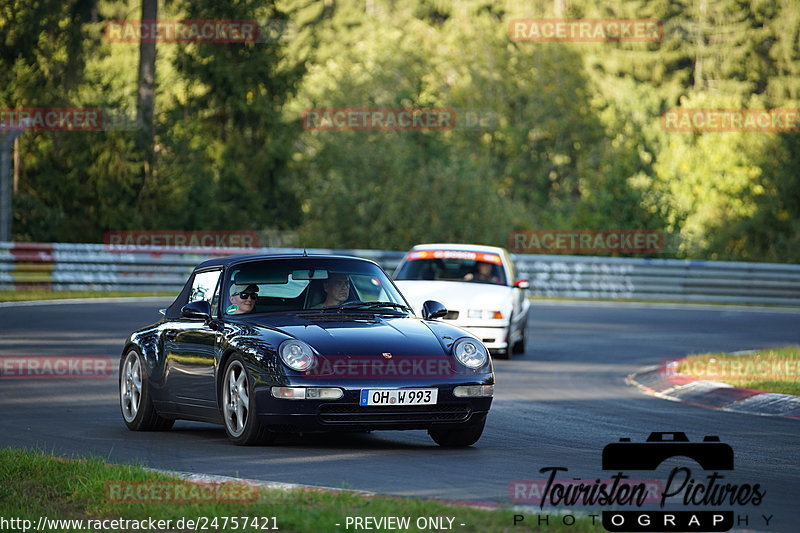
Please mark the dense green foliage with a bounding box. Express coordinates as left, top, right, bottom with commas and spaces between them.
1, 0, 798, 261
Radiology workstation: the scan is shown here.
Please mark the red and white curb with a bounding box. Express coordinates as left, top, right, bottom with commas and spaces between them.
627, 358, 800, 419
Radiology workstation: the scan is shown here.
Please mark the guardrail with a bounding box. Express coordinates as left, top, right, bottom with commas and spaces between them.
0, 242, 406, 293
513, 254, 800, 306
1, 242, 799, 306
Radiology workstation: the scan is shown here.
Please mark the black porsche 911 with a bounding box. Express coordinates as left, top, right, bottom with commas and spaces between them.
119, 254, 495, 446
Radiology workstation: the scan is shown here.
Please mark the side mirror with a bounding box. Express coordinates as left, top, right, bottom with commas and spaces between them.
181, 300, 212, 321
515, 279, 530, 289
422, 300, 447, 320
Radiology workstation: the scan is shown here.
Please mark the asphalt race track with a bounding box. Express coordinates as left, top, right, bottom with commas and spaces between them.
1, 299, 798, 531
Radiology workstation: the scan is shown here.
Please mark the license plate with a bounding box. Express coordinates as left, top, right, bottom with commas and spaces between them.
360, 388, 438, 406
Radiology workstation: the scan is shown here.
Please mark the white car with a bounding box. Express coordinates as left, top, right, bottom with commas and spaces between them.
393, 244, 531, 358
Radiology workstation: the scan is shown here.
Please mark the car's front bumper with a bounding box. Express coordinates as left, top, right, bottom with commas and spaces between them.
252, 378, 493, 433
447, 324, 509, 352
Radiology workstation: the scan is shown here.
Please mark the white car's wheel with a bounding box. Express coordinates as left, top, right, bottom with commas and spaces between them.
512, 324, 526, 354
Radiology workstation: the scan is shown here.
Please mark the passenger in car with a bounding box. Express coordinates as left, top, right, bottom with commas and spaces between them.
312, 273, 351, 307
228, 284, 259, 314
463, 261, 502, 284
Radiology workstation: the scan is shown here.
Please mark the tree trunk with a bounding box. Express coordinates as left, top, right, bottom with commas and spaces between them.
137, 0, 157, 190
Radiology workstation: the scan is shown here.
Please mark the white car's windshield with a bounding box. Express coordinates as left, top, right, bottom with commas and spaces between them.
395, 250, 507, 286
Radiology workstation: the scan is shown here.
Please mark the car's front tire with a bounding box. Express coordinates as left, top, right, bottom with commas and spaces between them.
428, 417, 486, 447
493, 349, 510, 360
119, 348, 174, 431
221, 354, 274, 445
511, 325, 526, 354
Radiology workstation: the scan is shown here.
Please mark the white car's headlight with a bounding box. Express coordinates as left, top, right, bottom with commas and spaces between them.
467, 309, 504, 319
278, 339, 316, 371
452, 337, 489, 369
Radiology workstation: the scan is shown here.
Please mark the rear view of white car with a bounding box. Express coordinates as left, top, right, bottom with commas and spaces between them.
393, 244, 530, 358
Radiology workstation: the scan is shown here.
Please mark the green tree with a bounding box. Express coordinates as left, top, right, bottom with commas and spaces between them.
2, 0, 147, 241
288, 0, 657, 249
158, 0, 304, 233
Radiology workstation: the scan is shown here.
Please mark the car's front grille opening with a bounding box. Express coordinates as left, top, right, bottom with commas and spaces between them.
266, 424, 300, 433
443, 310, 459, 320
318, 403, 471, 423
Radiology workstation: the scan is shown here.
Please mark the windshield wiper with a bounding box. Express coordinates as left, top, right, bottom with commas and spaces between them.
310, 301, 411, 313
347, 301, 412, 312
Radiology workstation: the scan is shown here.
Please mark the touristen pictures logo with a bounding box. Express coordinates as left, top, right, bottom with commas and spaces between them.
511, 432, 770, 533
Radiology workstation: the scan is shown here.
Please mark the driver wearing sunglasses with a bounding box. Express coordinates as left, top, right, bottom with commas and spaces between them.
228, 284, 259, 314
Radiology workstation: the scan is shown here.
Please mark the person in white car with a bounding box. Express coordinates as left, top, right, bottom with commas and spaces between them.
463, 261, 502, 284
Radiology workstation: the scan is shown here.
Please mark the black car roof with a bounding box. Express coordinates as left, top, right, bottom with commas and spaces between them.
193, 253, 377, 271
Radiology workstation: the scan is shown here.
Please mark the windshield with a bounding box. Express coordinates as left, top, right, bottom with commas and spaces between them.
224, 258, 409, 315
394, 250, 507, 286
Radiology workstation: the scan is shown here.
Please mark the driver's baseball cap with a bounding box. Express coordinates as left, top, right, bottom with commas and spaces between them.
231, 283, 259, 295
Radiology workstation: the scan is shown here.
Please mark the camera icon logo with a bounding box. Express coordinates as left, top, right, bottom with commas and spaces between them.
602, 432, 734, 471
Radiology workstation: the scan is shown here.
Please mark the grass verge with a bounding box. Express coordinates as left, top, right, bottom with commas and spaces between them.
679, 346, 800, 395
0, 290, 174, 302
0, 448, 593, 533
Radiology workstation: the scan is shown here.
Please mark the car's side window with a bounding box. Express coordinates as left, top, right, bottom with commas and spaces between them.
189, 270, 222, 314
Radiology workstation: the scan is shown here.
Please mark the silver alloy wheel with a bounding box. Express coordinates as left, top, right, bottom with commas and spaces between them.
120, 350, 142, 422
223, 360, 250, 438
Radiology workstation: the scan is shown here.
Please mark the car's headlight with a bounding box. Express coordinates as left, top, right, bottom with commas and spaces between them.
452, 337, 489, 369
278, 339, 316, 371
467, 309, 504, 319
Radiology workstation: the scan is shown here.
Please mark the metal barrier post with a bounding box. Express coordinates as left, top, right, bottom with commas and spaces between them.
0, 125, 27, 242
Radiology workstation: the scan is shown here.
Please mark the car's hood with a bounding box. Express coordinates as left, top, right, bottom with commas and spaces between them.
394, 280, 514, 314
234, 314, 447, 357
